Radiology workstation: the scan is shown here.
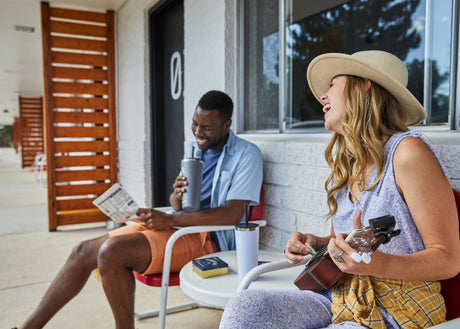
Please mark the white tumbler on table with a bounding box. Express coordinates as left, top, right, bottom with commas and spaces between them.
235, 222, 259, 279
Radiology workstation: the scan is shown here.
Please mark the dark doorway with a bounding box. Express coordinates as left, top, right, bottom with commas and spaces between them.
149, 0, 184, 206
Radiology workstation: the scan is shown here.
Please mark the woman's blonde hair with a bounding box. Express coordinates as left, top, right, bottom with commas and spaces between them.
324, 75, 409, 219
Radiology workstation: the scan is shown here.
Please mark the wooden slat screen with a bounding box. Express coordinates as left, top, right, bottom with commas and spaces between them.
18, 96, 44, 167
41, 3, 117, 230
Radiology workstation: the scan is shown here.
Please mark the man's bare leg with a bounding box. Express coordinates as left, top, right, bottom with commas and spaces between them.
19, 235, 109, 329
98, 233, 152, 329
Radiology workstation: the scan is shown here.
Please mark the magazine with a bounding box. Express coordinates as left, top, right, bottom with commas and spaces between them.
92, 183, 140, 223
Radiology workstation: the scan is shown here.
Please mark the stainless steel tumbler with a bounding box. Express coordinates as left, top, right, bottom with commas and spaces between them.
181, 157, 203, 211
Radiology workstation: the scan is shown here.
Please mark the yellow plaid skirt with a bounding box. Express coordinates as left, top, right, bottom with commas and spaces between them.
331, 274, 446, 329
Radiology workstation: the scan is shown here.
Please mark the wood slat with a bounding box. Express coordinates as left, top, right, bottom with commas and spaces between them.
24, 136, 43, 145
54, 140, 109, 153
22, 134, 43, 138
21, 97, 42, 101
53, 66, 107, 81
55, 168, 110, 182
21, 111, 42, 115
21, 105, 42, 108
55, 154, 110, 167
56, 182, 111, 196
56, 209, 108, 225
20, 100, 42, 104
53, 82, 108, 95
54, 97, 108, 109
20, 104, 42, 108
22, 123, 42, 127
22, 131, 43, 135
23, 117, 43, 120
51, 36, 107, 52
22, 130, 43, 134
54, 126, 109, 138
50, 7, 107, 23
52, 51, 107, 67
54, 111, 109, 124
56, 197, 97, 211
50, 20, 107, 38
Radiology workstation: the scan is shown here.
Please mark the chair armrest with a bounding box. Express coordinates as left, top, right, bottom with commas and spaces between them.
237, 255, 311, 292
158, 219, 266, 326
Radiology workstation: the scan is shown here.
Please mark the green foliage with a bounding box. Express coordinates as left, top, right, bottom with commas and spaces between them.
289, 0, 424, 125
0, 125, 13, 147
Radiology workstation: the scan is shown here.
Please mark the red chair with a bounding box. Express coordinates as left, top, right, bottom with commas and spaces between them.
439, 188, 460, 321
134, 188, 265, 327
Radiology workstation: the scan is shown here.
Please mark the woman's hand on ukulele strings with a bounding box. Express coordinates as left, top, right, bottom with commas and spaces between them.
284, 232, 317, 264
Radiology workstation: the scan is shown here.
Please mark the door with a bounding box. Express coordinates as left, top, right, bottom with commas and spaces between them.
150, 0, 184, 206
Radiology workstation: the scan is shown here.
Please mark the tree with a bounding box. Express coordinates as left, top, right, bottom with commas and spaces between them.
287, 0, 422, 126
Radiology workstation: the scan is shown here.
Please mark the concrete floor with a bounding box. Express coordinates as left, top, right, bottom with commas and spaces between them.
0, 147, 223, 329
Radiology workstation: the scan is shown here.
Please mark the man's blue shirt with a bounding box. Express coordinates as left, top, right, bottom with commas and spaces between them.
183, 130, 263, 251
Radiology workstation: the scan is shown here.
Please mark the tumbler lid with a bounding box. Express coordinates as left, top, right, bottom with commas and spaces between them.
235, 223, 259, 231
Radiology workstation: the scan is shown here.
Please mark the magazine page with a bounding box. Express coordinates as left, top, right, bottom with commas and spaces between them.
92, 183, 140, 223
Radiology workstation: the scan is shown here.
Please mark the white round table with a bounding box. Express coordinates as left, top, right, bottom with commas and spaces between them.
179, 250, 305, 308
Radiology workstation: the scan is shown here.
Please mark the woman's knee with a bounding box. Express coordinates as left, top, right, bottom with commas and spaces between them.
220, 291, 272, 329
225, 290, 273, 318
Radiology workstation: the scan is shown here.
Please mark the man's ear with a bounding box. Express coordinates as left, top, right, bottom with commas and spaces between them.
225, 118, 232, 130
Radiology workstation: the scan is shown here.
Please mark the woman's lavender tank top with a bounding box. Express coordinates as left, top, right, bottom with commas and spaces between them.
333, 131, 448, 255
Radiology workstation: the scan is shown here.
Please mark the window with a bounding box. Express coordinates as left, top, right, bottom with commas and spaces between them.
239, 0, 459, 132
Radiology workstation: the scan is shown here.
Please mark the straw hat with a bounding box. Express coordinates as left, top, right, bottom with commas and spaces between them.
306, 50, 426, 125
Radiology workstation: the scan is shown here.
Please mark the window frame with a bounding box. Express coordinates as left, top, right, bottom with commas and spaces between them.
237, 0, 460, 133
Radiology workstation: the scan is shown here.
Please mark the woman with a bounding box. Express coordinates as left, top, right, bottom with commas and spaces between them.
219, 50, 460, 329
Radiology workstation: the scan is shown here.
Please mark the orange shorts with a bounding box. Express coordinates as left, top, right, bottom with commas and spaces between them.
108, 223, 219, 275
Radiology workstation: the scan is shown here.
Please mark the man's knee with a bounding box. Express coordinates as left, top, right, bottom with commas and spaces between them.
70, 239, 97, 261
98, 234, 151, 275
98, 237, 122, 267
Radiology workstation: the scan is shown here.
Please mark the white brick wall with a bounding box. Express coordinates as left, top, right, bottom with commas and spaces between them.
432, 144, 460, 190
184, 0, 227, 144
252, 139, 331, 250
116, 0, 160, 205
246, 134, 460, 251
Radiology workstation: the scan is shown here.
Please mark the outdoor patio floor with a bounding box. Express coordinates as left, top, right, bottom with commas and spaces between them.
0, 147, 223, 329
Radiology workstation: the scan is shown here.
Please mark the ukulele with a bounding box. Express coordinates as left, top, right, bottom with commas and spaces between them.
293, 215, 401, 292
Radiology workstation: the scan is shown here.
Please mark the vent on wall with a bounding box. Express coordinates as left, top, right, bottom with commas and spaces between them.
14, 25, 35, 33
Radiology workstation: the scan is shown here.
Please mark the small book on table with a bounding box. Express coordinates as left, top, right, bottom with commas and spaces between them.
192, 256, 229, 278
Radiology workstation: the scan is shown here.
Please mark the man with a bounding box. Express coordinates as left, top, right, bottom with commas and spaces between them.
18, 90, 263, 329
